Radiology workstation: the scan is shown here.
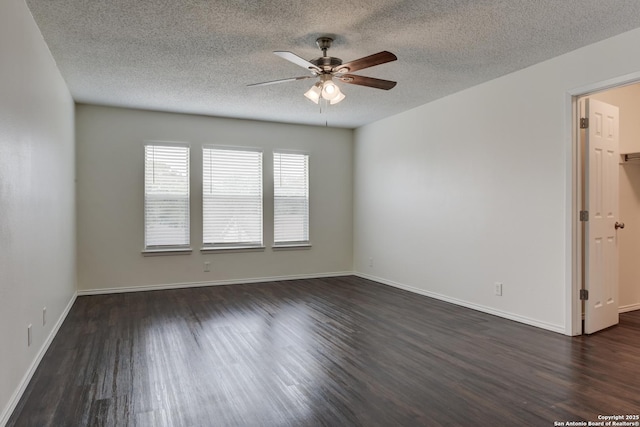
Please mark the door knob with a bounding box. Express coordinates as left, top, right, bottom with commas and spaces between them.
615, 222, 625, 230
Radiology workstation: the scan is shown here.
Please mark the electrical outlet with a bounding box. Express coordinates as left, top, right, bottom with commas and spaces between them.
43, 307, 47, 326
368, 257, 373, 268
495, 282, 503, 296
27, 324, 32, 347
204, 261, 211, 272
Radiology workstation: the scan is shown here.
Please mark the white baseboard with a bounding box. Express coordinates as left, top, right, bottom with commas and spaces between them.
354, 272, 566, 335
619, 303, 640, 313
0, 292, 78, 427
77, 271, 354, 296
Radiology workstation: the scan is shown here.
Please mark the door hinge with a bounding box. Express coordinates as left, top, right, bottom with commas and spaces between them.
580, 210, 589, 222
580, 289, 589, 301
580, 118, 589, 129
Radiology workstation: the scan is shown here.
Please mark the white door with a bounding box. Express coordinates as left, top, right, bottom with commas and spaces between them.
583, 98, 620, 334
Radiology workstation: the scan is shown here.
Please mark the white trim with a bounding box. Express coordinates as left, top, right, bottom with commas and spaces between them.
272, 244, 312, 251
0, 292, 77, 426
200, 246, 265, 253
273, 148, 311, 156
619, 303, 640, 314
355, 272, 566, 335
566, 93, 583, 336
77, 271, 353, 295
143, 140, 190, 148
202, 144, 263, 153
142, 248, 193, 256
568, 71, 640, 98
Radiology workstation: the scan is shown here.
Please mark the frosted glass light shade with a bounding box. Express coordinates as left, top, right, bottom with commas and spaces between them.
304, 78, 345, 105
304, 84, 321, 104
329, 91, 345, 105
321, 80, 339, 100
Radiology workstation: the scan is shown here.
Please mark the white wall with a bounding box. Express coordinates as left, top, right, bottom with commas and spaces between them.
354, 27, 640, 335
75, 105, 353, 291
0, 0, 76, 423
591, 84, 640, 312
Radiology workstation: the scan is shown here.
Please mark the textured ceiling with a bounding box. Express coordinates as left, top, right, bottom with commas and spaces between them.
25, 0, 640, 128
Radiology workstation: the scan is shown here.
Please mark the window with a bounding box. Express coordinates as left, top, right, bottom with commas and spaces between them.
203, 147, 263, 248
144, 143, 190, 250
273, 152, 309, 245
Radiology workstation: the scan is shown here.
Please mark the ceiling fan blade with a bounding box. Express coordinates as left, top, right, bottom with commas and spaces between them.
338, 74, 397, 90
247, 75, 315, 87
274, 51, 321, 72
334, 51, 397, 74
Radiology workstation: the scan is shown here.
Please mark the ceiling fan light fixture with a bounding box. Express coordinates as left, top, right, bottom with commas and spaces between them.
305, 77, 345, 105
318, 76, 345, 104
304, 83, 322, 104
329, 91, 345, 105
250, 38, 397, 108
323, 81, 336, 95
251, 37, 396, 110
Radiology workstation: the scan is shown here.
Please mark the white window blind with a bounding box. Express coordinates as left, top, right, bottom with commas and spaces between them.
203, 147, 263, 247
144, 143, 190, 249
274, 152, 309, 244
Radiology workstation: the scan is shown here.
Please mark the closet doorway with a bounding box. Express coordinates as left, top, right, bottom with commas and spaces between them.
577, 82, 640, 334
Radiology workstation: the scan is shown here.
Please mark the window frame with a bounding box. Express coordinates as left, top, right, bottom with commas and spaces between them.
201, 145, 264, 252
272, 150, 311, 249
142, 141, 192, 255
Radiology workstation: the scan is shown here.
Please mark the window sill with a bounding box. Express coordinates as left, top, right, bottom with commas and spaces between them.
272, 243, 312, 251
200, 246, 266, 254
142, 248, 193, 257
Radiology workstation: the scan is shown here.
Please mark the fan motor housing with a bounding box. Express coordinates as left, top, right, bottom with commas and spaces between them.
310, 56, 342, 72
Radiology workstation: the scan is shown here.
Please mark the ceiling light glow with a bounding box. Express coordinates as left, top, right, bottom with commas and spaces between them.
305, 76, 345, 105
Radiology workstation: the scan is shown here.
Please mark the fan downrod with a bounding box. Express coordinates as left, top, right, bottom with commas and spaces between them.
312, 37, 342, 71
316, 37, 333, 56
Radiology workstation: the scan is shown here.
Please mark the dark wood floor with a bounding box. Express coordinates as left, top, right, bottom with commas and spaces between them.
8, 276, 640, 426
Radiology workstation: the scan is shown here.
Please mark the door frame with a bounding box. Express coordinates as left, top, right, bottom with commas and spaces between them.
568, 72, 640, 336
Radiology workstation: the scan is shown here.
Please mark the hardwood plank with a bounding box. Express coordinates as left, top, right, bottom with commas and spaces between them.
7, 276, 640, 426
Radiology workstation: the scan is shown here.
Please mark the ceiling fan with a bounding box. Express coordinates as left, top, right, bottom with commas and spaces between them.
248, 37, 397, 105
